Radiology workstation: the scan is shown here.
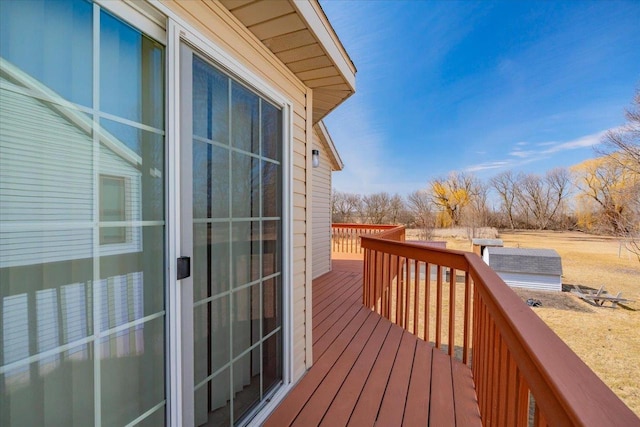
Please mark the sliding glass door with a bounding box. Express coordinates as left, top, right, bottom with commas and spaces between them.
0, 1, 166, 426
180, 45, 283, 427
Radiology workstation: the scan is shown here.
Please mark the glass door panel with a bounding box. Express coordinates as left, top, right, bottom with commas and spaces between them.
181, 45, 283, 427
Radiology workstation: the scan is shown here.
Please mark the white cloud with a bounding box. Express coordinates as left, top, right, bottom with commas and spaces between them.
465, 161, 511, 172
465, 128, 612, 174
509, 149, 537, 158
540, 130, 606, 154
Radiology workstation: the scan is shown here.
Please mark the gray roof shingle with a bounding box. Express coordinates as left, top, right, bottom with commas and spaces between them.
485, 247, 562, 276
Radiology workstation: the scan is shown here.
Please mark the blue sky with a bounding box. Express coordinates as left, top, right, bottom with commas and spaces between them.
320, 0, 640, 195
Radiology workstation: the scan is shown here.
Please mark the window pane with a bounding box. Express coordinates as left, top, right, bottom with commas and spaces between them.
193, 141, 211, 220
0, 0, 93, 107
261, 101, 281, 162
202, 369, 231, 427
99, 317, 165, 427
263, 277, 281, 336
231, 83, 258, 153
262, 161, 281, 218
100, 176, 126, 244
100, 10, 164, 128
263, 220, 281, 277
100, 120, 165, 222
0, 342, 95, 426
193, 142, 229, 220
232, 221, 260, 287
193, 223, 230, 301
263, 332, 282, 395
232, 285, 260, 356
193, 57, 229, 143
231, 153, 259, 218
211, 145, 230, 218
232, 348, 261, 423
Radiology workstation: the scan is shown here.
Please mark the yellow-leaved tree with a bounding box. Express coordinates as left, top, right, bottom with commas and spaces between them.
429, 172, 476, 227
572, 153, 640, 260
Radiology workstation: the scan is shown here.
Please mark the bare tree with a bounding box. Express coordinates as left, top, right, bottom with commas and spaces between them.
388, 194, 405, 224
600, 89, 640, 174
490, 170, 519, 229
515, 168, 570, 230
597, 90, 640, 260
545, 168, 572, 227
361, 192, 393, 224
407, 189, 435, 239
331, 190, 361, 223
464, 178, 490, 239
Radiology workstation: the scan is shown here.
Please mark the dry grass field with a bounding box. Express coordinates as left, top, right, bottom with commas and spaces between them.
430, 229, 640, 415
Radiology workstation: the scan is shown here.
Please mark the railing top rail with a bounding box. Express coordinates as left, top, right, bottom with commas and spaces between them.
361, 234, 468, 271
465, 254, 639, 426
331, 223, 400, 231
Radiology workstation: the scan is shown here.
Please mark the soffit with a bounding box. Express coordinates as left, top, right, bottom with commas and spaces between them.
219, 0, 356, 123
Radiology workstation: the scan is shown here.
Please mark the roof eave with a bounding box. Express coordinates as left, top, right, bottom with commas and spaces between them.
220, 0, 356, 123
291, 0, 356, 90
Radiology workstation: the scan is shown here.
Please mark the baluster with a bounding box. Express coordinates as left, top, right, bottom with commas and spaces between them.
424, 262, 431, 342
413, 259, 419, 336
463, 272, 471, 365
436, 265, 443, 349
448, 267, 456, 357
497, 337, 509, 426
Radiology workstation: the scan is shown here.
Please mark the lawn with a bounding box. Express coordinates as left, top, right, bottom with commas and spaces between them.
429, 229, 640, 415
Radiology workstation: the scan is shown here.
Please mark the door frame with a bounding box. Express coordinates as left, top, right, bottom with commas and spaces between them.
164, 18, 295, 427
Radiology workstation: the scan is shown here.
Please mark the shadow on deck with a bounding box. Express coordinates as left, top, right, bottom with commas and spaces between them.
264, 257, 481, 426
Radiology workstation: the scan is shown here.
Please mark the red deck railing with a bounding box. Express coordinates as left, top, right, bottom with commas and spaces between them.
331, 223, 399, 254
355, 224, 639, 427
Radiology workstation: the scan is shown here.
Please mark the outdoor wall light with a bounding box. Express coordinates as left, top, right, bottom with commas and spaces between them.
312, 149, 320, 168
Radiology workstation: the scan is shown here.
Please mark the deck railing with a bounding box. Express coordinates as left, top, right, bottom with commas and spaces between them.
331, 223, 399, 254
357, 224, 639, 427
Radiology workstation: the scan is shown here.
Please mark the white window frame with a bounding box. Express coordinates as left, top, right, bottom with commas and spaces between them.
159, 7, 295, 427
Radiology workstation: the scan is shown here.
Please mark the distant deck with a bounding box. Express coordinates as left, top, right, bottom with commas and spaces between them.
264, 257, 481, 426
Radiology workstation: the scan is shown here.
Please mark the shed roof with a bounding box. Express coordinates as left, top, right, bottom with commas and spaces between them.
472, 238, 503, 247
485, 247, 562, 276
220, 0, 356, 124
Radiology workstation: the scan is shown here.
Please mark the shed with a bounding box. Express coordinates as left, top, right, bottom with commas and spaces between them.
472, 238, 503, 256
483, 247, 563, 291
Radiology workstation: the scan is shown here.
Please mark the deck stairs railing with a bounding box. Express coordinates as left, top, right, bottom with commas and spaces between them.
346, 224, 639, 427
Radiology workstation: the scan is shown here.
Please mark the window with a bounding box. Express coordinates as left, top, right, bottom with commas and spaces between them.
100, 175, 127, 244
0, 1, 166, 426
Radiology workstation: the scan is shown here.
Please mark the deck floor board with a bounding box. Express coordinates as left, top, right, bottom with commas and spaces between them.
264, 258, 480, 427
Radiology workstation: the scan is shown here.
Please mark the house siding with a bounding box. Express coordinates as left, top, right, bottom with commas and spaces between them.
161, 1, 313, 380
312, 128, 332, 279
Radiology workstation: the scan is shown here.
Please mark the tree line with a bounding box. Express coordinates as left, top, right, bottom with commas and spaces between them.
332, 91, 640, 260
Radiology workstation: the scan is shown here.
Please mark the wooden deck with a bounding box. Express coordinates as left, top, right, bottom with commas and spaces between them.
264, 258, 481, 426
